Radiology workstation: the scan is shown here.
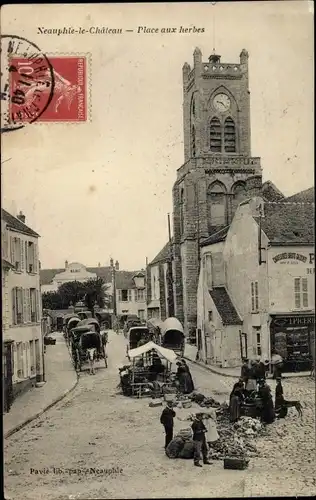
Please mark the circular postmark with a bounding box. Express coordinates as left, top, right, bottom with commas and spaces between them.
1, 35, 55, 133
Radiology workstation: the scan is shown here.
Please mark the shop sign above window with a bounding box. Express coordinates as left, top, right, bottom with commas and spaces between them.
272, 252, 308, 264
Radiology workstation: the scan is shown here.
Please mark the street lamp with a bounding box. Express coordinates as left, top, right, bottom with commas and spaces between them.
110, 258, 118, 330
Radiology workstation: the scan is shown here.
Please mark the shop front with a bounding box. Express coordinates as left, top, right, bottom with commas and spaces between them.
270, 313, 315, 372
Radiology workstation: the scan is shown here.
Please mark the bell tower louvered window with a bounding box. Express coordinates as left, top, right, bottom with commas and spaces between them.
191, 125, 196, 157
231, 181, 247, 218
224, 117, 236, 153
210, 117, 221, 152
179, 188, 184, 235
207, 182, 227, 230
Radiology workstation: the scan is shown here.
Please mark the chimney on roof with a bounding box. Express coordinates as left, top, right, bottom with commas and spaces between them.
98, 262, 101, 267
110, 257, 114, 267
115, 260, 119, 271
17, 211, 26, 223
65, 260, 68, 268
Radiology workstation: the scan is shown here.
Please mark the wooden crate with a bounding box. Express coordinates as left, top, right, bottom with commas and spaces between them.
224, 457, 249, 470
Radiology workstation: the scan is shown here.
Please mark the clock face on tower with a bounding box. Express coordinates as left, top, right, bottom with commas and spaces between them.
213, 93, 231, 112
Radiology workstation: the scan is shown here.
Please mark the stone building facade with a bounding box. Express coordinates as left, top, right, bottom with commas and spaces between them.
172, 48, 263, 333
2, 209, 44, 407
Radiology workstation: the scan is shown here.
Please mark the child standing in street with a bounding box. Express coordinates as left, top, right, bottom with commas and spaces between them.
191, 413, 212, 467
160, 401, 176, 449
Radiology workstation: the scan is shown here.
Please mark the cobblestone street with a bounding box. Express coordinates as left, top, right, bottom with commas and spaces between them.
4, 332, 316, 499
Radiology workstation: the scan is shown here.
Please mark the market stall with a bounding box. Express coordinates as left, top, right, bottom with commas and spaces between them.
119, 341, 178, 398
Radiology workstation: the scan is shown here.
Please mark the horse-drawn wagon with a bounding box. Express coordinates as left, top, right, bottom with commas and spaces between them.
161, 317, 185, 357
126, 326, 152, 358
70, 319, 108, 373
65, 315, 80, 345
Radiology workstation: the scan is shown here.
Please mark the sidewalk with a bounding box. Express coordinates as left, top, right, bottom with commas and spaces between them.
4, 332, 78, 439
184, 343, 311, 379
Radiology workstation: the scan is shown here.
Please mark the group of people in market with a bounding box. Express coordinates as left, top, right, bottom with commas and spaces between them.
160, 358, 221, 467
160, 402, 216, 467
229, 356, 302, 424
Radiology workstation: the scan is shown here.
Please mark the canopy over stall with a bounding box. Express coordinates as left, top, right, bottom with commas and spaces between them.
123, 341, 178, 398
128, 341, 178, 363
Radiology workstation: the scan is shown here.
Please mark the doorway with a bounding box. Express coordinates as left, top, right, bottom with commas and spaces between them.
3, 341, 13, 413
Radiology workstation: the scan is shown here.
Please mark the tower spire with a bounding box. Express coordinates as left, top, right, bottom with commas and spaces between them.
212, 2, 216, 54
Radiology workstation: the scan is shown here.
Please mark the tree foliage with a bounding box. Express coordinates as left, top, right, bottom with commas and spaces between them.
42, 277, 111, 312
42, 291, 65, 310
82, 277, 110, 311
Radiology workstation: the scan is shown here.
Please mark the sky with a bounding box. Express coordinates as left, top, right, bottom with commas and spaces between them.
2, 1, 314, 271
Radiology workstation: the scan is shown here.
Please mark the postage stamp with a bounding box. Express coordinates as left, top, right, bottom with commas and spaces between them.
9, 55, 88, 123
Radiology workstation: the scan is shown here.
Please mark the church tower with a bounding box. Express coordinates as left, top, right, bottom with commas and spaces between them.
172, 48, 262, 333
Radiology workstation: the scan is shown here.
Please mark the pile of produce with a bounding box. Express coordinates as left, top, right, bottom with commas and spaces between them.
189, 391, 221, 408
165, 393, 264, 461
208, 404, 264, 460
165, 429, 194, 459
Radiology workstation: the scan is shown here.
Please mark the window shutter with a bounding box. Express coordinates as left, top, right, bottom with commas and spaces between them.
128, 290, 133, 302
36, 290, 41, 322
118, 290, 122, 302
21, 240, 25, 271
26, 289, 31, 322
12, 237, 16, 267
255, 282, 259, 311
302, 278, 308, 308
22, 288, 27, 322
294, 278, 301, 309
18, 238, 21, 270
251, 282, 255, 312
25, 241, 28, 272
34, 243, 39, 273
12, 288, 17, 324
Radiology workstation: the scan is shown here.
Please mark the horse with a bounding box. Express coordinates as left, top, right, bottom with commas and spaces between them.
86, 348, 97, 375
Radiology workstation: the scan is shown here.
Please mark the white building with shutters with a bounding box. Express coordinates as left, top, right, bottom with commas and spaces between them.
196, 195, 315, 372
2, 209, 44, 399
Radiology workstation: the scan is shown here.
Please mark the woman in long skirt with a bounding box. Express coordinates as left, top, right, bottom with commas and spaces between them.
229, 385, 244, 423
181, 359, 195, 393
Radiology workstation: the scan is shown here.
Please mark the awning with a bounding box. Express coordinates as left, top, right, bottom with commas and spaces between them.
128, 341, 178, 363
2, 258, 14, 269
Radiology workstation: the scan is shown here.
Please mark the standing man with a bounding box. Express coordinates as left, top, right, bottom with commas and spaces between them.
271, 351, 283, 379
191, 413, 212, 467
160, 401, 176, 450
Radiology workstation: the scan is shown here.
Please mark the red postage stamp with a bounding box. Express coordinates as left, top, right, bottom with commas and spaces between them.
9, 56, 87, 123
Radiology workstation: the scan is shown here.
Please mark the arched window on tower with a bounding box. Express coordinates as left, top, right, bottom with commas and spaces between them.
179, 188, 184, 235
207, 182, 227, 231
210, 117, 222, 152
231, 181, 247, 218
191, 125, 196, 157
191, 96, 195, 117
224, 117, 236, 153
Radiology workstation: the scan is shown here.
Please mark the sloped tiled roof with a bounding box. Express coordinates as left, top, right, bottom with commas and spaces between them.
87, 266, 112, 282
285, 187, 314, 203
40, 265, 143, 289
262, 181, 285, 202
40, 266, 113, 286
2, 209, 40, 237
149, 241, 171, 265
209, 287, 243, 325
200, 226, 230, 247
40, 268, 65, 285
255, 201, 314, 244
115, 270, 145, 289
